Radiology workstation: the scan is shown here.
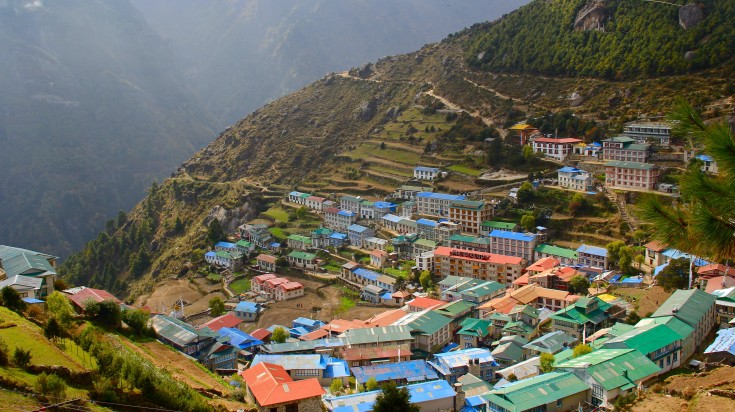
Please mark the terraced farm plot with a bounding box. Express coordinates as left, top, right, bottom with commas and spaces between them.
378, 108, 454, 142
447, 164, 483, 176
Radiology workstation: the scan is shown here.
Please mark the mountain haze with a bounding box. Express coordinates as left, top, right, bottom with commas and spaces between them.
61, 0, 735, 297
130, 0, 530, 126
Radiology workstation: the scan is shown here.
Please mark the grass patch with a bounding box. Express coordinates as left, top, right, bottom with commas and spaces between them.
384, 268, 409, 278
338, 297, 356, 313
229, 278, 251, 294
322, 263, 342, 273
346, 143, 423, 165
368, 165, 414, 178
264, 207, 290, 223
269, 227, 288, 240
447, 164, 483, 176
207, 273, 222, 282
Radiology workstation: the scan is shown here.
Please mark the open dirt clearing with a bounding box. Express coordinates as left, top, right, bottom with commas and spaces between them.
632, 366, 735, 412
135, 278, 227, 315
611, 286, 673, 317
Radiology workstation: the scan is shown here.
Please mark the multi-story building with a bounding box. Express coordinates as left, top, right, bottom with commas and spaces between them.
604, 161, 660, 190
323, 207, 357, 231
286, 234, 312, 251
288, 191, 310, 204
416, 192, 466, 217
428, 348, 498, 384
415, 218, 439, 241
310, 227, 333, 248
205, 250, 243, 270
347, 224, 375, 248
448, 234, 492, 253
395, 185, 432, 200
415, 251, 434, 273
433, 247, 525, 285
550, 297, 613, 341
531, 137, 583, 161
436, 221, 462, 243
413, 166, 441, 181
255, 254, 277, 272
394, 310, 453, 353
239, 223, 273, 247
448, 200, 494, 234
488, 230, 537, 263
275, 281, 305, 301
339, 195, 363, 215
576, 244, 609, 269
534, 244, 578, 266
557, 166, 593, 192
602, 136, 650, 162
696, 154, 719, 174
304, 195, 327, 210
650, 288, 716, 355
287, 251, 318, 270
624, 122, 672, 146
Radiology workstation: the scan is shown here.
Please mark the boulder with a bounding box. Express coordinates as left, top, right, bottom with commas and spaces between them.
574, 0, 610, 31
679, 3, 705, 30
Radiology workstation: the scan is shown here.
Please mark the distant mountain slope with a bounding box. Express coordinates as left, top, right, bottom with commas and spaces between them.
465, 0, 735, 78
130, 0, 530, 126
0, 0, 216, 257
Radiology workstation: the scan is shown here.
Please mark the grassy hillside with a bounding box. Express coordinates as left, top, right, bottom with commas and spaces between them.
465, 0, 735, 79
60, 0, 735, 299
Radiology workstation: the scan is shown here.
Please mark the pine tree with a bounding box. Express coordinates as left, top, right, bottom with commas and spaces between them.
640, 100, 735, 261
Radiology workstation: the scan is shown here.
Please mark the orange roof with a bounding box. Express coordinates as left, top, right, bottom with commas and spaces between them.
643, 241, 667, 252
479, 294, 519, 314
363, 309, 409, 327
698, 264, 735, 278
525, 257, 560, 273
253, 273, 277, 283
266, 278, 290, 287
299, 329, 330, 341
198, 313, 243, 332
370, 249, 387, 258
278, 281, 303, 291
392, 291, 412, 299
257, 254, 277, 264
509, 124, 537, 131
510, 284, 571, 304
434, 247, 524, 265
241, 363, 324, 406
407, 297, 445, 310
530, 266, 580, 283
704, 276, 735, 293
322, 319, 367, 334
512, 273, 530, 286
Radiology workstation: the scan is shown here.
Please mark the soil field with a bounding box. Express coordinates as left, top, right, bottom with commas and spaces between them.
246, 277, 389, 331
632, 366, 735, 412
135, 278, 227, 316
611, 286, 673, 317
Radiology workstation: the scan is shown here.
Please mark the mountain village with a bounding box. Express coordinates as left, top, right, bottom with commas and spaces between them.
2, 118, 733, 412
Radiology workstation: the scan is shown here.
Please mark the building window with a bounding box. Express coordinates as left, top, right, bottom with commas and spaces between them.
557, 399, 563, 408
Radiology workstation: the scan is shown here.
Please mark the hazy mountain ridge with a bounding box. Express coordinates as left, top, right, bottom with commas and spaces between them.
130, 0, 530, 126
0, 0, 217, 257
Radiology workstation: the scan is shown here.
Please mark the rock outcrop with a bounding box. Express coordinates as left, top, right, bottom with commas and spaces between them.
575, 1, 609, 31
679, 3, 705, 30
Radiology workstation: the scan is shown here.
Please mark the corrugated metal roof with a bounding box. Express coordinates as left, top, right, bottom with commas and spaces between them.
603, 323, 684, 355
432, 348, 497, 373
704, 328, 735, 356
151, 315, 215, 347
252, 354, 326, 370
651, 288, 716, 328
342, 325, 412, 345
489, 230, 536, 242
351, 360, 438, 384
523, 331, 576, 354
534, 244, 578, 259
2, 252, 56, 277
482, 372, 589, 411
556, 348, 660, 391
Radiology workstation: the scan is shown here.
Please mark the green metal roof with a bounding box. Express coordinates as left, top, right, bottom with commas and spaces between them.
414, 239, 437, 248
449, 234, 477, 243
361, 200, 375, 206
451, 200, 485, 210
602, 324, 683, 356
556, 348, 660, 391
462, 281, 506, 298
607, 322, 636, 337
216, 250, 243, 259
458, 318, 493, 338
488, 312, 511, 322
2, 252, 56, 278
634, 316, 694, 339
433, 299, 475, 318
604, 160, 657, 170
534, 244, 578, 259
407, 310, 452, 335
651, 289, 716, 328
287, 234, 312, 244
312, 227, 332, 236
287, 251, 317, 260
604, 136, 637, 143
438, 276, 474, 287
235, 240, 253, 248
483, 372, 589, 412
482, 221, 518, 230
523, 331, 576, 354
551, 297, 611, 326
502, 320, 535, 335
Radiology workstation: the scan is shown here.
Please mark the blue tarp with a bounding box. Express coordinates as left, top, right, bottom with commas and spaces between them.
439, 342, 459, 353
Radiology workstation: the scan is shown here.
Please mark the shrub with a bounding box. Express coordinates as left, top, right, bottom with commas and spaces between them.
13, 347, 32, 368
0, 337, 9, 366
35, 373, 67, 401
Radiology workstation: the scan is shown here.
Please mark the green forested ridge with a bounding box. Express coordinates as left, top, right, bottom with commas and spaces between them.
465, 0, 735, 79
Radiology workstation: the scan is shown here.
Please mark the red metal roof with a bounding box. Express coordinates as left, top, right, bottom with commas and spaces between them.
66, 287, 121, 309
643, 240, 667, 252
278, 281, 304, 291
251, 328, 272, 341
698, 264, 735, 278
407, 297, 445, 310
253, 273, 277, 284
198, 313, 243, 332
241, 363, 324, 406
525, 257, 560, 273
533, 137, 583, 144
434, 246, 524, 265
299, 329, 329, 341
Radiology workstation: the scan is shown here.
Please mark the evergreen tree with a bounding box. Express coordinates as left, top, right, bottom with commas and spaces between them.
657, 258, 691, 292
206, 219, 225, 247
208, 297, 225, 317
640, 100, 735, 261
372, 381, 420, 412
1, 287, 26, 313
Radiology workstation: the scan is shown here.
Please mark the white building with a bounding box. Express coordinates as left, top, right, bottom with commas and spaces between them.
415, 192, 466, 217
531, 137, 583, 161
413, 166, 440, 181
415, 251, 434, 273
557, 166, 592, 192
624, 122, 672, 146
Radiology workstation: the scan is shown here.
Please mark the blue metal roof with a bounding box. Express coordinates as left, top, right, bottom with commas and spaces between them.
327, 380, 454, 412
350, 360, 439, 384
382, 214, 403, 223
621, 277, 643, 284
416, 218, 438, 227
324, 358, 351, 378
269, 242, 281, 248
576, 244, 608, 257
381, 292, 393, 300
431, 348, 498, 374
205, 251, 216, 257
661, 249, 711, 266
704, 328, 735, 356
489, 230, 536, 242
374, 201, 396, 209
330, 232, 348, 240
416, 192, 466, 201
440, 342, 459, 353
293, 317, 323, 328
466, 396, 486, 407
414, 166, 440, 173
347, 224, 369, 233
22, 297, 44, 304
289, 326, 311, 337
696, 154, 714, 162
409, 380, 456, 403
558, 166, 583, 173
653, 263, 669, 276
338, 210, 356, 217
289, 191, 303, 196
218, 328, 263, 349
235, 301, 259, 313
353, 268, 380, 281
215, 241, 236, 248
